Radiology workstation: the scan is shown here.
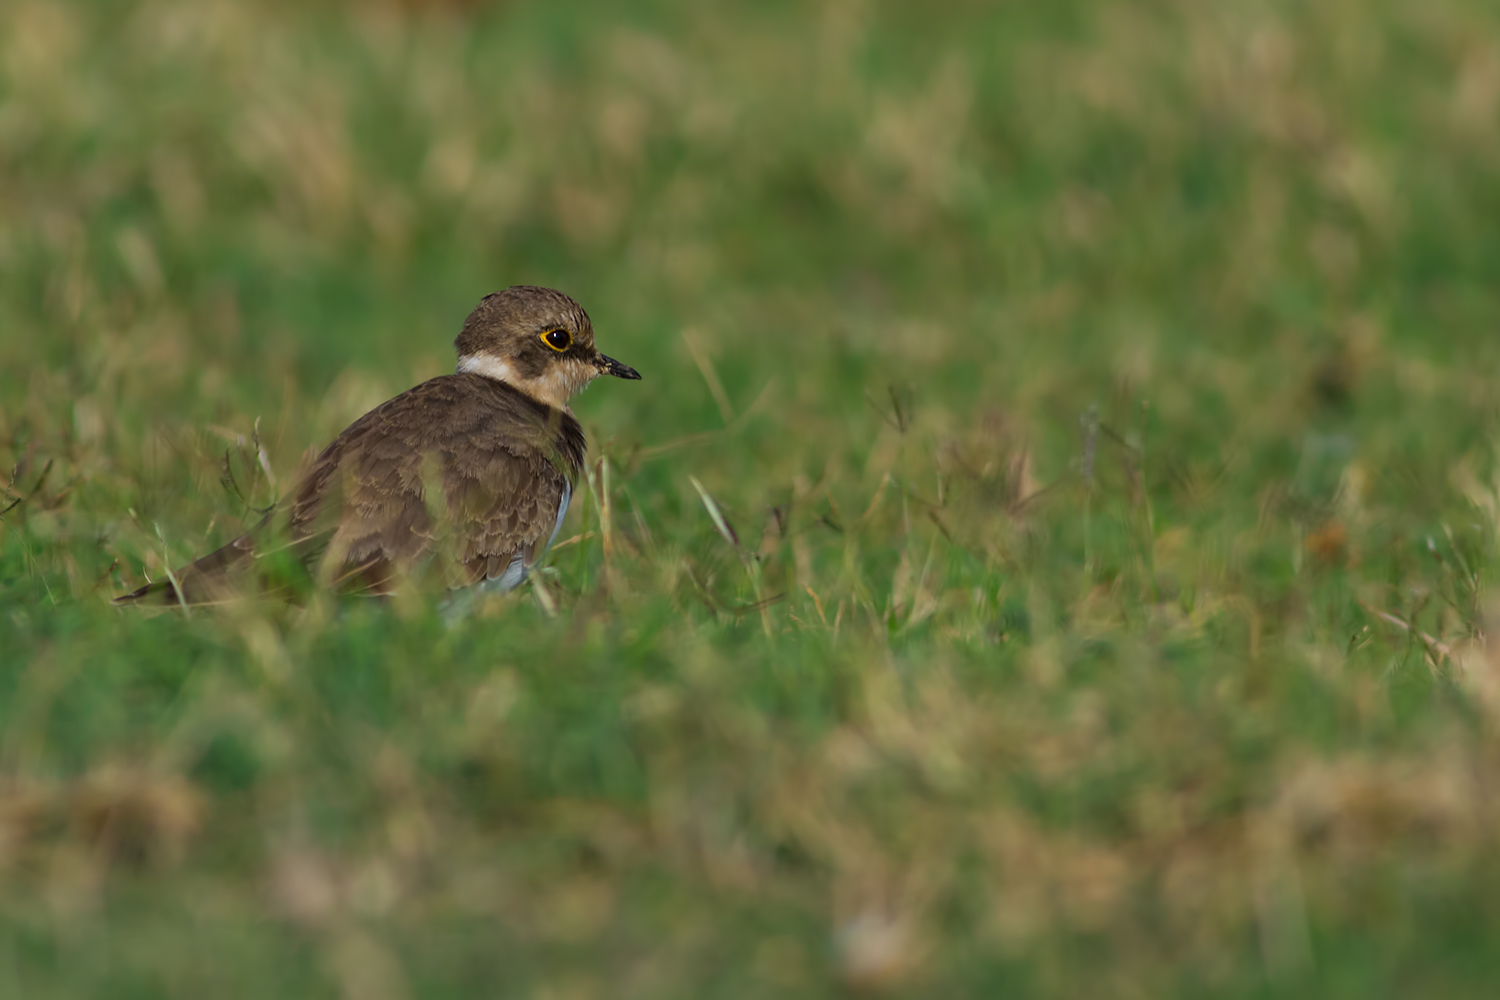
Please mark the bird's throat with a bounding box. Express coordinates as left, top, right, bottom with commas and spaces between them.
457, 353, 591, 410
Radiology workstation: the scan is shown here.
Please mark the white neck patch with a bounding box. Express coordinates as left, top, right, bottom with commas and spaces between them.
457, 353, 519, 383
457, 353, 593, 410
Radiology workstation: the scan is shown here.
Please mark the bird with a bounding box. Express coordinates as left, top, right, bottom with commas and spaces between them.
115, 285, 640, 606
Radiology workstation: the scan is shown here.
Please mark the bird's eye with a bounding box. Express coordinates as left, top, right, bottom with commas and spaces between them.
541, 328, 572, 352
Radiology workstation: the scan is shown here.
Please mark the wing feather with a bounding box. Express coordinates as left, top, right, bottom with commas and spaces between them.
293, 373, 585, 592
117, 373, 586, 604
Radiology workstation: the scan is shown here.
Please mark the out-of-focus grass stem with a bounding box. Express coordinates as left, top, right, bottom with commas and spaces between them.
1081, 404, 1098, 583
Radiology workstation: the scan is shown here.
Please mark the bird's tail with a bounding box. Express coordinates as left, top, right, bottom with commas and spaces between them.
113, 532, 260, 607
112, 577, 182, 606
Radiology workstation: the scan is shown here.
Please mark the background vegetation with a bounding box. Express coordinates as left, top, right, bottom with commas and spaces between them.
5, 0, 1500, 995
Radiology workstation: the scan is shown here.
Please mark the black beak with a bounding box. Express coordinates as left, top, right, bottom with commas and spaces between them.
597, 353, 641, 380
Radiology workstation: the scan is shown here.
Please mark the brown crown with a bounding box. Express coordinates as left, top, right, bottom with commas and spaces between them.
454, 286, 595, 360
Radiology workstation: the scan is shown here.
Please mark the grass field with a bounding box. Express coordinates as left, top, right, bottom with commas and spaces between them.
5, 0, 1500, 996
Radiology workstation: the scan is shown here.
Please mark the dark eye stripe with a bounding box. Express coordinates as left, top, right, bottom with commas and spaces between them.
542, 329, 572, 352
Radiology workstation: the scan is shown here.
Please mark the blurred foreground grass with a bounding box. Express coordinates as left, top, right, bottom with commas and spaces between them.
5, 0, 1500, 996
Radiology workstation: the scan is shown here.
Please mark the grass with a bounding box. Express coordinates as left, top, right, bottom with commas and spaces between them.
4, 0, 1500, 995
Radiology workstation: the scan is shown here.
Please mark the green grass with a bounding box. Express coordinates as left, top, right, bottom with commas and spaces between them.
5, 0, 1500, 995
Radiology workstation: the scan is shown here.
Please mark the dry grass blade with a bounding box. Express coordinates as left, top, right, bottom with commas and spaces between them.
532, 570, 558, 617
636, 379, 776, 461
690, 475, 740, 549
1360, 600, 1454, 670
729, 592, 785, 617
682, 328, 734, 425
637, 430, 723, 460
548, 530, 597, 551
154, 524, 189, 618
1, 458, 54, 517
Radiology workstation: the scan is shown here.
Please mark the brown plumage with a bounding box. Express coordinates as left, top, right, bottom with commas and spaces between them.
115, 286, 640, 606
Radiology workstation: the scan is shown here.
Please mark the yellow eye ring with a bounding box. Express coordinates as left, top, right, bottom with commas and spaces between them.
541, 328, 572, 352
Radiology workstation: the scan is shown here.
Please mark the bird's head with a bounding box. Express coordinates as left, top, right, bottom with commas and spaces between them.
454, 286, 641, 409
